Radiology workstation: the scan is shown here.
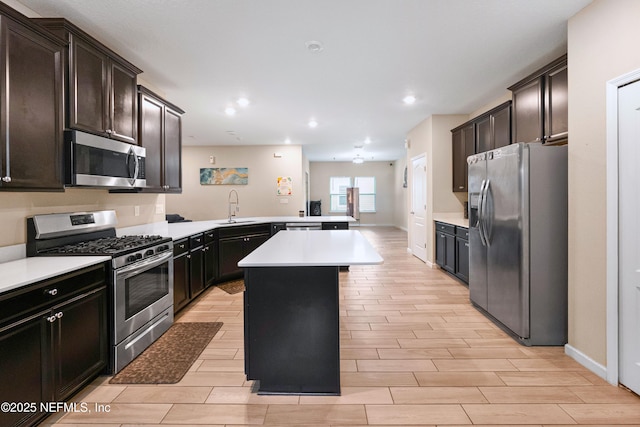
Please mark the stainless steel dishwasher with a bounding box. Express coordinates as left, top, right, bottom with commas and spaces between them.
285, 222, 322, 230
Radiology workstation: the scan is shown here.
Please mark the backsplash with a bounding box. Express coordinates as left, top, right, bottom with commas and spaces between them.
0, 189, 164, 248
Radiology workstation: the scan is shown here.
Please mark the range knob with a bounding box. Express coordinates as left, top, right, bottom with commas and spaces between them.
145, 249, 155, 256
126, 255, 137, 263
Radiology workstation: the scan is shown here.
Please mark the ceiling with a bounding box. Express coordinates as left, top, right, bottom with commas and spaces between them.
17, 0, 591, 162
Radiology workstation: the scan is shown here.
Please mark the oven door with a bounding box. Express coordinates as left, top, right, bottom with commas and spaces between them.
113, 250, 173, 345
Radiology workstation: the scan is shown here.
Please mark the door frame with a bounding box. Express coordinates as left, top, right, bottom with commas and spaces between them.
409, 153, 428, 263
604, 67, 640, 386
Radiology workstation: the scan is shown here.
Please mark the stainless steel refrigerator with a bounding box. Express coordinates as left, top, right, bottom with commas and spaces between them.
467, 142, 568, 345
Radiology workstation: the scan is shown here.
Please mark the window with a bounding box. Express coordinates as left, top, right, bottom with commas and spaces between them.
329, 176, 351, 212
329, 176, 376, 213
354, 176, 376, 213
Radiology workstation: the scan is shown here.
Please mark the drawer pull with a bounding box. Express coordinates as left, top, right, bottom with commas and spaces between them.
45, 288, 58, 296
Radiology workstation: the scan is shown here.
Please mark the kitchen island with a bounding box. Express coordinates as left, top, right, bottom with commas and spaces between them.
238, 230, 383, 395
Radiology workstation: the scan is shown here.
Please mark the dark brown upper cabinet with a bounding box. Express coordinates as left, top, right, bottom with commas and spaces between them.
0, 6, 65, 191
33, 18, 142, 145
476, 101, 512, 153
509, 54, 567, 145
451, 122, 475, 193
138, 86, 185, 193
451, 101, 512, 194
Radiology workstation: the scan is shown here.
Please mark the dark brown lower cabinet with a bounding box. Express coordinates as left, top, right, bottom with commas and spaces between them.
218, 225, 271, 281
455, 232, 470, 283
189, 241, 205, 299
0, 264, 107, 427
435, 221, 469, 284
173, 238, 190, 313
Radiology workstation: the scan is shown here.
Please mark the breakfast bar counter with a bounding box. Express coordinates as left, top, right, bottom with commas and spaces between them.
238, 230, 383, 395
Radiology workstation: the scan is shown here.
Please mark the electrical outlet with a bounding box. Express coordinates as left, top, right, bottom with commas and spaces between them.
209, 155, 215, 164
134, 206, 140, 216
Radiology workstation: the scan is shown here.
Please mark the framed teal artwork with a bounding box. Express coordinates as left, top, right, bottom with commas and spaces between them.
200, 168, 248, 185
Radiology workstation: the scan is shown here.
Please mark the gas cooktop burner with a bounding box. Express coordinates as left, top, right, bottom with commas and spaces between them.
42, 235, 166, 255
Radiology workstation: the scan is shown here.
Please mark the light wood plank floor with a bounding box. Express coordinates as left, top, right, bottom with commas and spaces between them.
45, 226, 640, 426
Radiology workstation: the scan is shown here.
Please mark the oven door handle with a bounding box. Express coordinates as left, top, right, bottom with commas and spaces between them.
115, 251, 173, 277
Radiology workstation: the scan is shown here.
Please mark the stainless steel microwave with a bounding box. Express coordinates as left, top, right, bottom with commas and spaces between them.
65, 130, 146, 189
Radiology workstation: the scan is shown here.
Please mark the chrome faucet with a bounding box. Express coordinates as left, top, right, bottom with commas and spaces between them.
228, 189, 239, 223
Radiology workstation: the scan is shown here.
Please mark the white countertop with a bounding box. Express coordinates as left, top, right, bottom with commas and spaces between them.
0, 216, 355, 294
118, 216, 356, 241
433, 215, 469, 228
238, 230, 383, 267
0, 256, 110, 295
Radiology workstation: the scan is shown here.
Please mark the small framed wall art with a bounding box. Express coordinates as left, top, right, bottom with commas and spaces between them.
277, 176, 292, 195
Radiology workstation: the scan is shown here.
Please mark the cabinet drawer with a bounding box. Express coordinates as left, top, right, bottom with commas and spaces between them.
435, 222, 455, 235
173, 238, 189, 256
455, 227, 469, 240
218, 224, 270, 239
189, 233, 204, 249
322, 222, 349, 230
0, 263, 106, 328
204, 229, 216, 244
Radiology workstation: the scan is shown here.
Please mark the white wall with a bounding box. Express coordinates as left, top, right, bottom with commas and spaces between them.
567, 0, 640, 367
166, 145, 304, 221
406, 114, 468, 263
309, 161, 401, 226
0, 190, 164, 247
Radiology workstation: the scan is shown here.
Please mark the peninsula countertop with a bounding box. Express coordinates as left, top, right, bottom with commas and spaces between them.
238, 230, 383, 267
118, 216, 356, 241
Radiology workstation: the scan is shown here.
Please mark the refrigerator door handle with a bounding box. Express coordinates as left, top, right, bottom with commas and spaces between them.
478, 179, 487, 246
482, 179, 492, 245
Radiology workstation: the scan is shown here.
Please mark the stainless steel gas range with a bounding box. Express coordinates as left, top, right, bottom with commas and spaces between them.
26, 210, 173, 373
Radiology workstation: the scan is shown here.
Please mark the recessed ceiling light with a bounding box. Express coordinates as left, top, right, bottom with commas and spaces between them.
225, 107, 236, 116
284, 138, 291, 144
237, 97, 250, 107
308, 119, 318, 128
364, 137, 371, 144
403, 95, 416, 105
305, 40, 323, 53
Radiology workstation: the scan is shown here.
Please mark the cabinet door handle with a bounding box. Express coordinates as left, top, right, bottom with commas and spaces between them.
179, 244, 185, 249
106, 129, 112, 134
45, 288, 58, 296
459, 186, 464, 189
187, 254, 191, 259
2, 176, 11, 183
47, 315, 56, 323
55, 311, 63, 319
465, 243, 469, 247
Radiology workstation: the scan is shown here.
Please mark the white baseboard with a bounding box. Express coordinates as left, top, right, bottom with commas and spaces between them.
565, 344, 609, 382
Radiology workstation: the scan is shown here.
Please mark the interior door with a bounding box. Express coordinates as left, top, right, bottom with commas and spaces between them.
410, 154, 427, 262
618, 78, 640, 395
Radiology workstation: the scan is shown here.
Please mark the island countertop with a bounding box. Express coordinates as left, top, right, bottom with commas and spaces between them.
238, 230, 383, 267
